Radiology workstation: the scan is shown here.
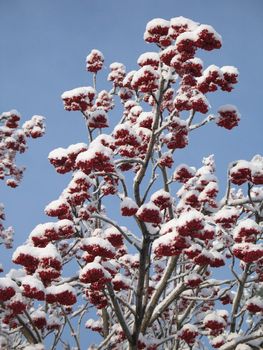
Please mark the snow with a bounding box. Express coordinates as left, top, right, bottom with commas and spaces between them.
112, 273, 131, 286
180, 323, 198, 332
170, 16, 199, 30
146, 18, 170, 33
94, 133, 115, 147
79, 262, 111, 279
137, 52, 160, 65
151, 189, 171, 202
251, 154, 263, 165
118, 253, 139, 267
221, 66, 239, 75
76, 140, 113, 163
40, 243, 61, 260
231, 160, 251, 171
191, 91, 210, 103
185, 243, 202, 254
89, 108, 109, 127
160, 45, 177, 57
131, 65, 160, 85
214, 207, 240, 220
217, 309, 229, 319
218, 104, 240, 115
195, 24, 222, 43
137, 202, 160, 214
176, 31, 198, 44
12, 244, 40, 261
67, 142, 87, 154
45, 285, 57, 295
56, 219, 74, 231
211, 335, 225, 347
6, 268, 26, 280
22, 275, 45, 291
160, 218, 177, 235
202, 64, 223, 78
174, 164, 196, 177
109, 62, 126, 71
85, 318, 103, 329
152, 231, 175, 251
120, 197, 138, 209
52, 283, 76, 295
32, 309, 46, 319
137, 111, 153, 125
246, 296, 263, 309
101, 260, 119, 274
29, 223, 46, 239
47, 315, 62, 328
186, 57, 203, 66
0, 277, 18, 290
123, 70, 137, 87
23, 345, 45, 350
81, 237, 116, 254
61, 86, 96, 99
48, 147, 68, 160
233, 219, 261, 235
0, 109, 21, 119
185, 272, 202, 283
211, 251, 225, 263
104, 227, 121, 237
198, 248, 214, 259
45, 198, 69, 213
176, 209, 204, 227
136, 202, 162, 224
236, 345, 253, 350
13, 242, 61, 261
22, 115, 45, 131
199, 182, 218, 201
86, 49, 104, 62
203, 312, 226, 325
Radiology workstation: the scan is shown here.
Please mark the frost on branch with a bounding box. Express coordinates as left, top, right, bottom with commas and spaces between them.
1, 16, 263, 350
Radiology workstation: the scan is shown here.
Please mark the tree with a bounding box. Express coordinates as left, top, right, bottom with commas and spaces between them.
0, 16, 262, 350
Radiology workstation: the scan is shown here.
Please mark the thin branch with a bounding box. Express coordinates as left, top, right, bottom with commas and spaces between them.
24, 310, 42, 343
141, 256, 179, 333
219, 333, 263, 350
106, 283, 133, 343
115, 158, 145, 166
60, 306, 81, 350
230, 264, 250, 332
186, 109, 196, 127
149, 266, 203, 327
116, 296, 136, 315
189, 115, 215, 131
97, 329, 116, 350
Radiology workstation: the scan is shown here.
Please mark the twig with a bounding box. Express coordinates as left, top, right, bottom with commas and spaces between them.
60, 305, 81, 350
106, 283, 133, 343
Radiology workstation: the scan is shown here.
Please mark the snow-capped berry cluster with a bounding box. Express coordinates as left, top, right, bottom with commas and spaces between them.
61, 87, 96, 111
216, 104, 240, 130
0, 110, 45, 187
86, 49, 104, 73
48, 143, 88, 173
229, 155, 263, 186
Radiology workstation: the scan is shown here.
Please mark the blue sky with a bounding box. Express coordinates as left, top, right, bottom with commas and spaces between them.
0, 0, 262, 346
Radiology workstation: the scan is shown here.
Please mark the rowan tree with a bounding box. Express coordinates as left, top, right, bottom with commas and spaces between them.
0, 16, 262, 350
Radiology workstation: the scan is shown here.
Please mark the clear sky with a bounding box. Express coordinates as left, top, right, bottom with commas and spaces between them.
0, 0, 263, 346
